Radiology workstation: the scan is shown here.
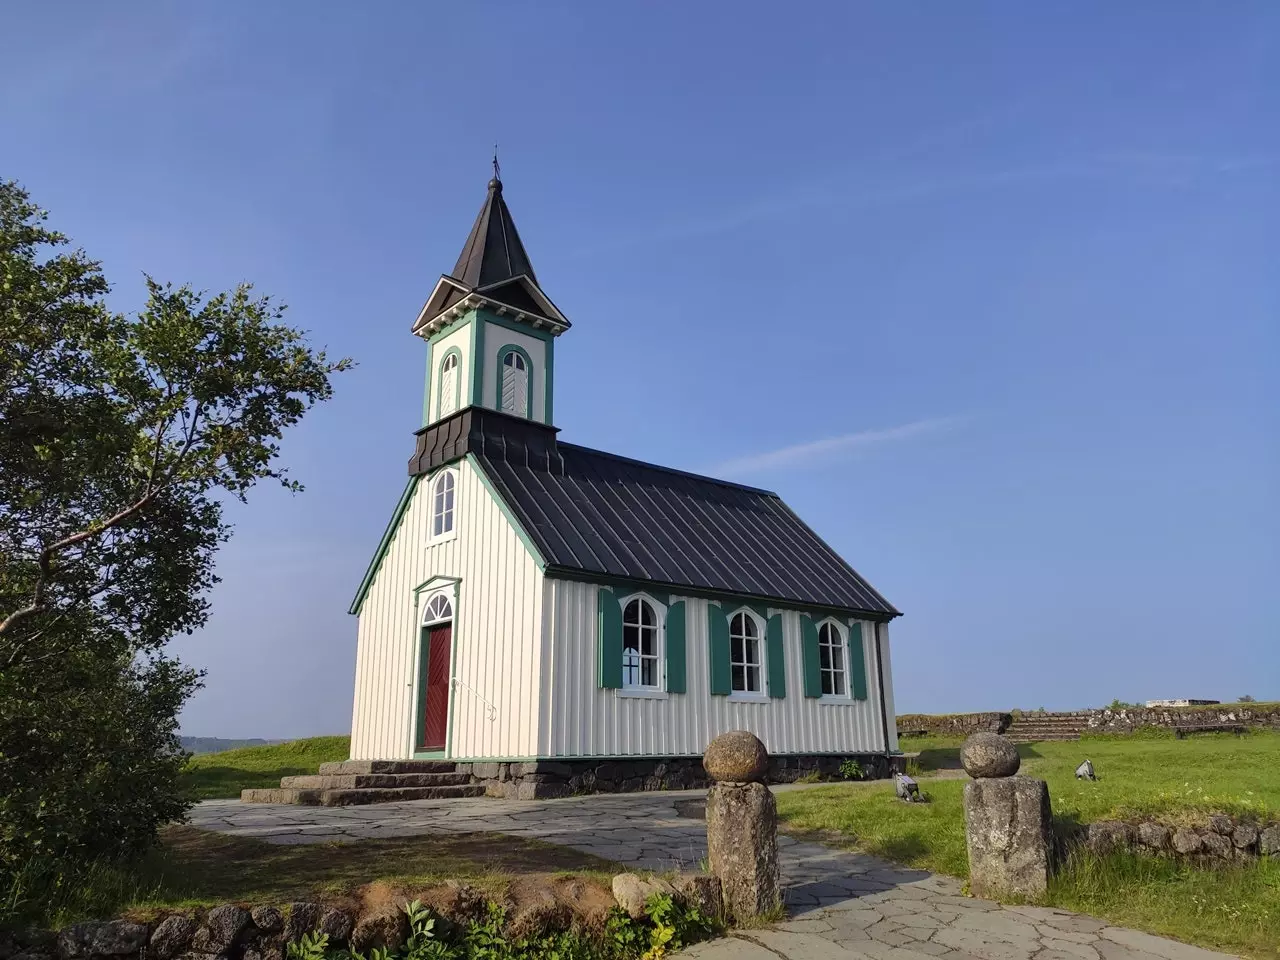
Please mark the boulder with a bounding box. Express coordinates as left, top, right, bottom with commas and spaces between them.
349, 909, 408, 955
1260, 825, 1280, 857
249, 908, 282, 936
702, 731, 769, 784
611, 873, 677, 920
58, 921, 148, 959
1200, 833, 1232, 859
283, 904, 324, 944
197, 906, 252, 953
316, 910, 352, 944
963, 776, 1051, 900
516, 781, 569, 800
1136, 822, 1171, 851
705, 781, 779, 919
1208, 815, 1234, 836
149, 916, 198, 960
1232, 823, 1259, 850
1085, 821, 1133, 853
960, 733, 1020, 779
671, 874, 723, 919
1172, 828, 1203, 855
243, 946, 282, 960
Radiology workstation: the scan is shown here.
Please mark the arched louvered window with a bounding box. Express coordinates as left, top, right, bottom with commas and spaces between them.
422, 591, 453, 625
430, 470, 456, 541
499, 349, 529, 417
438, 351, 460, 417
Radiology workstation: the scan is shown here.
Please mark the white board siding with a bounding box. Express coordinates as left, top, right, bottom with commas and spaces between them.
350, 457, 543, 760
479, 321, 546, 422
539, 580, 895, 758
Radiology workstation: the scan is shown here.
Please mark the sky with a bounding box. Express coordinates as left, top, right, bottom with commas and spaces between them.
2, 3, 1277, 738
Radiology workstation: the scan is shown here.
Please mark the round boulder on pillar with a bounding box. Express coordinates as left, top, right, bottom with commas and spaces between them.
703, 731, 779, 921
961, 732, 1021, 779
703, 729, 769, 783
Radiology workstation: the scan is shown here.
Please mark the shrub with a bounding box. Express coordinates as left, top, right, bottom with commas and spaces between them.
839, 759, 864, 781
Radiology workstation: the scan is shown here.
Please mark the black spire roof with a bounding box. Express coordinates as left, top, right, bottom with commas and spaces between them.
451, 177, 537, 287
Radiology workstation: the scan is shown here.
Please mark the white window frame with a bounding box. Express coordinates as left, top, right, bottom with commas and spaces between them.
817, 619, 851, 701
728, 608, 768, 701
421, 590, 454, 626
618, 592, 667, 698
438, 351, 460, 418
428, 468, 458, 544
500, 350, 529, 417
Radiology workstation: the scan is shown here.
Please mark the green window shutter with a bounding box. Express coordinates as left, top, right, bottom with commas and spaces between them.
666, 601, 687, 694
801, 614, 822, 698
597, 588, 623, 689
766, 613, 786, 699
707, 604, 731, 696
848, 621, 869, 701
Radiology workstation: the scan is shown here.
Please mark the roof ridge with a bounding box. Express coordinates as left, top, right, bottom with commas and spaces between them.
554, 441, 779, 497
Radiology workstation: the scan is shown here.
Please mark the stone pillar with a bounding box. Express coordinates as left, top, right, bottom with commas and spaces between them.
703, 731, 780, 920
961, 732, 1053, 900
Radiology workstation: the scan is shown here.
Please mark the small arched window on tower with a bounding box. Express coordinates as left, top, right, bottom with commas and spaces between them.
499, 349, 529, 417
438, 351, 460, 418
430, 469, 456, 542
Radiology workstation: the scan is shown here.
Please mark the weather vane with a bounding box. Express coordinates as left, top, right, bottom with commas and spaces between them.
492, 144, 501, 181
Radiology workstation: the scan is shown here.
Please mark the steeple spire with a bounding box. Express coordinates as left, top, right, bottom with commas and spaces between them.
450, 170, 537, 288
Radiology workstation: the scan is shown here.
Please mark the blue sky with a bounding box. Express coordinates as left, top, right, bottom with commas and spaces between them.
3, 3, 1276, 738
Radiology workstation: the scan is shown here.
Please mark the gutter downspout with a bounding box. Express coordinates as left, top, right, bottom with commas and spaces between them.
874, 622, 891, 764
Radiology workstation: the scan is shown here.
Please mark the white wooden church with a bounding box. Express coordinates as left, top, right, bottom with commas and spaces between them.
347, 174, 902, 786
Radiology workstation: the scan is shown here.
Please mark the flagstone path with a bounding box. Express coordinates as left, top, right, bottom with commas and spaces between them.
190, 791, 1236, 960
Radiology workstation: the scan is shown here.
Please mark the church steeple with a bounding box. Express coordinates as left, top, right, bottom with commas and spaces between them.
413, 173, 570, 430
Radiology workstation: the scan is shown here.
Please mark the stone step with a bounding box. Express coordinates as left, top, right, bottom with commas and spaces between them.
317, 759, 458, 775
279, 772, 473, 789
241, 784, 487, 805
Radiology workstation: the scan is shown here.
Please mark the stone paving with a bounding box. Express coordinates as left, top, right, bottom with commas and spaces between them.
189, 791, 1237, 960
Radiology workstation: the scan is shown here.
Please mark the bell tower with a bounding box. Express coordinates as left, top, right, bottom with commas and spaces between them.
413, 174, 570, 429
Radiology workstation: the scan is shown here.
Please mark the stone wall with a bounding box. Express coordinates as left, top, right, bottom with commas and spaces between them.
457, 752, 901, 799
1074, 814, 1280, 866
896, 712, 1012, 737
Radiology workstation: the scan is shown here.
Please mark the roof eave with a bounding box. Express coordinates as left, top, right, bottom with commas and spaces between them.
412, 283, 571, 339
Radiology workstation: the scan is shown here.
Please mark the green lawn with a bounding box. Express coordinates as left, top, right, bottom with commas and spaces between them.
776, 730, 1280, 958
181, 735, 352, 799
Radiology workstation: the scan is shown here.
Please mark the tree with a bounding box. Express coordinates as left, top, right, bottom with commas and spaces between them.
1238, 695, 1256, 703
0, 180, 350, 918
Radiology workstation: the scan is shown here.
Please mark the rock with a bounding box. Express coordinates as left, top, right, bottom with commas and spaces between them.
960, 733, 1020, 779
505, 889, 570, 941
249, 908, 282, 936
349, 909, 407, 955
706, 780, 780, 919
703, 731, 769, 784
516, 781, 569, 800
201, 906, 252, 951
316, 910, 352, 944
1209, 815, 1234, 836
1172, 828, 1203, 855
1232, 824, 1259, 850
283, 903, 324, 944
1084, 821, 1133, 853
418, 881, 487, 929
671, 874, 723, 919
1200, 833, 1232, 859
149, 916, 198, 960
963, 776, 1051, 900
243, 946, 282, 960
1260, 825, 1280, 856
58, 921, 148, 959
1136, 822, 1171, 851
611, 873, 677, 920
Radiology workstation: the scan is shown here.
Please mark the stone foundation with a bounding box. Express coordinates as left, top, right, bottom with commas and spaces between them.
1073, 814, 1280, 865
456, 752, 901, 799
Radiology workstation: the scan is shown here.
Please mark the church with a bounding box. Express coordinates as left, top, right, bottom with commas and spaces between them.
346, 173, 903, 794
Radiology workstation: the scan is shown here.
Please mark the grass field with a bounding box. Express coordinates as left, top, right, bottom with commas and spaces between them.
775, 730, 1280, 958
180, 735, 352, 799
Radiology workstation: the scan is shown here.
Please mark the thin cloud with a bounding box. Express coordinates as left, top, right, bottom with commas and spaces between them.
710, 416, 965, 478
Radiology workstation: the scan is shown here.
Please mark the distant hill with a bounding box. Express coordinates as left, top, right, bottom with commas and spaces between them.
181, 736, 288, 755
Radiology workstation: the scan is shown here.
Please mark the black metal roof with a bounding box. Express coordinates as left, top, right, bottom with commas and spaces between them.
451, 177, 537, 288
407, 409, 899, 619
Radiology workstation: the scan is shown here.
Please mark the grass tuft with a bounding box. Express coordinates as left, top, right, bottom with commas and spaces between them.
180, 736, 352, 799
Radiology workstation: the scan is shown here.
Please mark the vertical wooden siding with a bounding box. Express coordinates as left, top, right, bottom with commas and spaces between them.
539, 580, 895, 757
350, 458, 543, 760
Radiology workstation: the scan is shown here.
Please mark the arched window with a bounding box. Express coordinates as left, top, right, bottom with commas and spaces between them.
622, 597, 661, 690
422, 591, 453, 625
438, 351, 460, 417
499, 349, 529, 417
818, 622, 847, 697
430, 470, 456, 540
729, 611, 764, 695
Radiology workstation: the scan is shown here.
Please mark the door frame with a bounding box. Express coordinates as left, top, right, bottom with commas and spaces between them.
410, 577, 460, 759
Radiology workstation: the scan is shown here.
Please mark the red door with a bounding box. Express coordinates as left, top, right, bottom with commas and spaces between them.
422, 624, 451, 751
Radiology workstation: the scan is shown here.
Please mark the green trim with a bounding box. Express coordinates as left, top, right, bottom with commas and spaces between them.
435, 346, 462, 422
612, 586, 670, 609
426, 315, 469, 346
479, 308, 554, 344
848, 620, 869, 701
414, 750, 447, 760
469, 314, 485, 406
465, 453, 547, 569
413, 574, 461, 597
444, 579, 462, 759
349, 477, 421, 615
421, 345, 432, 426
801, 614, 822, 698
597, 587, 623, 689
707, 604, 730, 696
666, 600, 687, 694
545, 336, 555, 424
766, 613, 786, 699
412, 624, 431, 751
494, 343, 535, 418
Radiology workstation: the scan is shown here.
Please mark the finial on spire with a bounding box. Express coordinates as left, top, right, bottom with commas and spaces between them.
492, 144, 501, 183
